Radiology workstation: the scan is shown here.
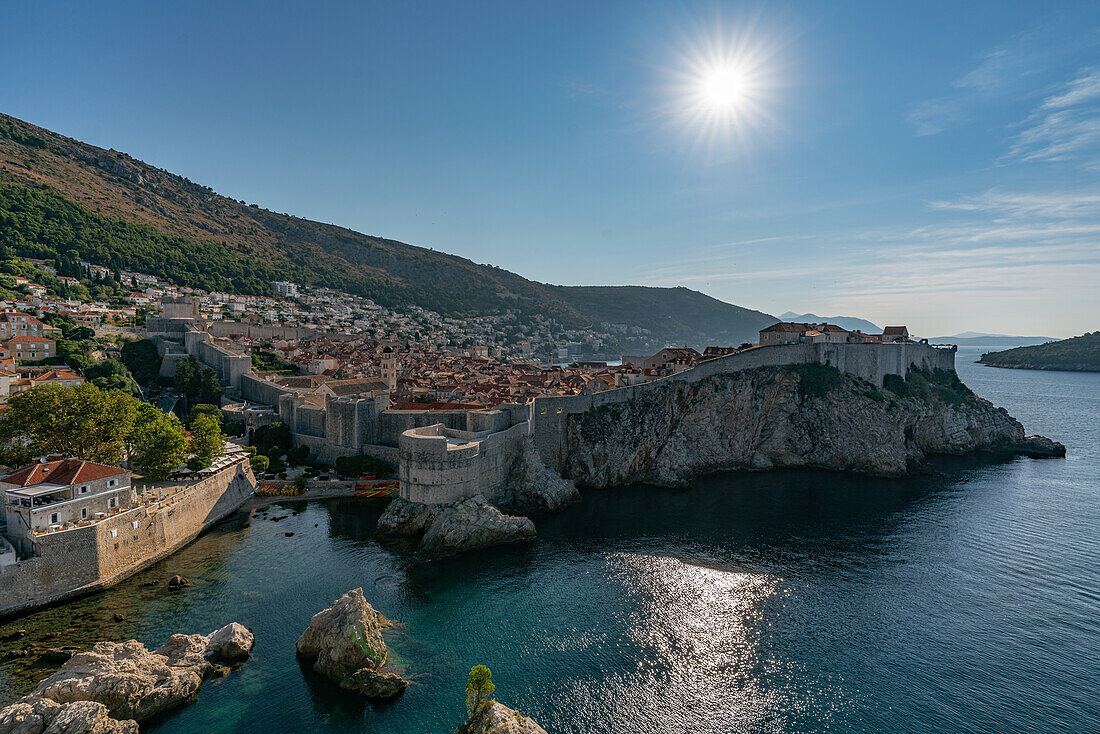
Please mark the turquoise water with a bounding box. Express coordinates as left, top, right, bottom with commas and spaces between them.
1, 347, 1097, 732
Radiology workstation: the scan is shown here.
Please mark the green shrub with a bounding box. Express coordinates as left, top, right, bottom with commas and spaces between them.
793, 363, 843, 399
334, 454, 394, 478
864, 388, 886, 403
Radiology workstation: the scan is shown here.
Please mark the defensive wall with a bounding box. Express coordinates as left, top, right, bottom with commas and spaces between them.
0, 460, 255, 618
527, 341, 956, 471
398, 421, 529, 505
183, 330, 252, 392
206, 322, 328, 341
209, 341, 954, 506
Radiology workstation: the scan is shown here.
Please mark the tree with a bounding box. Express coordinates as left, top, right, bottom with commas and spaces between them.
188, 403, 224, 427
286, 445, 309, 465
0, 383, 137, 465
249, 454, 269, 474
188, 413, 224, 463
200, 367, 222, 405
84, 358, 139, 395
129, 413, 188, 479
120, 338, 161, 385
253, 422, 292, 456
465, 665, 495, 716
173, 355, 201, 405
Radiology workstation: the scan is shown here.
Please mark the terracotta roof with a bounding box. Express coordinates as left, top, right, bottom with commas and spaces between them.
1, 459, 127, 487
761, 322, 812, 332
6, 336, 54, 343
36, 370, 82, 381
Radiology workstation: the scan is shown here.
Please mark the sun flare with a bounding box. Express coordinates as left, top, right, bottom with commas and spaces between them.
702, 66, 748, 111
662, 20, 786, 153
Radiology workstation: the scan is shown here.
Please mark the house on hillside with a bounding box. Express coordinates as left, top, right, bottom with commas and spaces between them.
5, 336, 55, 361
1, 459, 132, 552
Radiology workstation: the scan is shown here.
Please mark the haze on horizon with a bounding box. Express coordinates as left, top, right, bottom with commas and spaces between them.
1, 1, 1097, 338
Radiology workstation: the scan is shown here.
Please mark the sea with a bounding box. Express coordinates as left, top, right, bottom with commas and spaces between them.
1, 346, 1097, 733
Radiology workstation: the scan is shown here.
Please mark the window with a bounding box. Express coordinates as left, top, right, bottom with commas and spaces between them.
81, 508, 89, 520
107, 479, 117, 488
108, 498, 118, 509
110, 529, 118, 538
49, 512, 59, 524
79, 485, 90, 495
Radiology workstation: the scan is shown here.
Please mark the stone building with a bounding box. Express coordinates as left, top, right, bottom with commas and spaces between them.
1, 459, 131, 549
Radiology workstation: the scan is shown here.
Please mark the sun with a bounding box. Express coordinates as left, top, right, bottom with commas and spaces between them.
660, 18, 787, 153
702, 66, 748, 112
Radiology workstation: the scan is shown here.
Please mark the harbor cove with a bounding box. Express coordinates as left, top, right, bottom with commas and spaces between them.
2, 6, 1099, 730
0, 349, 1095, 732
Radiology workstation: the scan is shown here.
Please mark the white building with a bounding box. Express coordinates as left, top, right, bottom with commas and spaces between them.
271, 281, 300, 298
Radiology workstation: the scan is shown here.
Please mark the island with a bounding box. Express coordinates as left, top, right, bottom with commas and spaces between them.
978, 332, 1100, 372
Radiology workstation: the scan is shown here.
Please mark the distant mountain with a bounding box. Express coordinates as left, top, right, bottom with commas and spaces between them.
928, 334, 1056, 347
779, 312, 881, 334
978, 332, 1099, 372
0, 113, 773, 349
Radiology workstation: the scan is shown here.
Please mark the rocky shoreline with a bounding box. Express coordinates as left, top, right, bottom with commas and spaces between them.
555, 365, 1065, 486
0, 622, 254, 733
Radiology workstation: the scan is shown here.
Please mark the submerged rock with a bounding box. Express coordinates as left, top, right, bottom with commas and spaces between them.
166, 575, 190, 591
340, 667, 409, 701
296, 588, 408, 701
419, 496, 536, 558
0, 698, 137, 734
456, 701, 548, 734
0, 622, 254, 728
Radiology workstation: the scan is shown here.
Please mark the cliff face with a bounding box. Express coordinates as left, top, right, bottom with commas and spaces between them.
557, 365, 1062, 486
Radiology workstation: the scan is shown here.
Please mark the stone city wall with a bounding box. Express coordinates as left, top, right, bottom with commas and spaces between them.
183, 330, 252, 391
0, 460, 255, 618
397, 421, 528, 505
529, 341, 956, 469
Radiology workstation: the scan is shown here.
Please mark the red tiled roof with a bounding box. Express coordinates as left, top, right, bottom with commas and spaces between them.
6, 336, 54, 343
36, 370, 82, 381
1, 459, 127, 487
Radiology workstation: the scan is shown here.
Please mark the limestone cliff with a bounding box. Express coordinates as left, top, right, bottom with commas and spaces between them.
556, 365, 1064, 486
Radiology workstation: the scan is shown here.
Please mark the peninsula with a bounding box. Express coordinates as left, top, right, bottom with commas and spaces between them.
979, 332, 1100, 372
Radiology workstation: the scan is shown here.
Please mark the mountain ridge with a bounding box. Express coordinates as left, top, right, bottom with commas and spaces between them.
779, 312, 881, 334
0, 112, 776, 349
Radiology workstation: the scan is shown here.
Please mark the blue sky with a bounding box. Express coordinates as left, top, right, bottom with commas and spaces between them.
1, 1, 1098, 337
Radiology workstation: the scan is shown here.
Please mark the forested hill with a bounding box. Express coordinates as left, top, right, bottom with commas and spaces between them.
0, 113, 774, 347
978, 332, 1100, 372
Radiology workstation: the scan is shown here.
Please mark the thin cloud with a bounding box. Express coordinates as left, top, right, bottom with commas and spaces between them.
1005, 67, 1100, 166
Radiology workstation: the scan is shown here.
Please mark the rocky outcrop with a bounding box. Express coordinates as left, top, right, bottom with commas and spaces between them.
419, 497, 537, 557
499, 436, 580, 514
456, 701, 548, 734
0, 698, 137, 734
0, 623, 253, 733
555, 365, 1065, 485
296, 588, 407, 701
377, 496, 439, 538
379, 495, 538, 558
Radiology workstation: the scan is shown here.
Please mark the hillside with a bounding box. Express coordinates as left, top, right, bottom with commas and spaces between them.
978, 332, 1100, 372
0, 113, 773, 348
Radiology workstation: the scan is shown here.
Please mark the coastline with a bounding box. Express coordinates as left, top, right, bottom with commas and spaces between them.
977, 360, 1100, 373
